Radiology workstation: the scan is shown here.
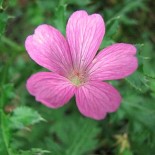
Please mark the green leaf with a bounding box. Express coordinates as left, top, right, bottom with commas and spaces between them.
20, 105, 101, 155
106, 20, 120, 37
0, 12, 8, 37
121, 149, 133, 155
19, 148, 50, 155
50, 115, 100, 155
126, 71, 148, 93
135, 43, 144, 51
54, 1, 67, 34
138, 42, 155, 79
0, 0, 3, 9
123, 96, 155, 131
100, 16, 120, 49
116, 0, 147, 17
0, 0, 9, 10
65, 119, 100, 155
0, 84, 15, 107
1, 36, 24, 53
9, 106, 45, 130
2, 83, 15, 98
67, 0, 91, 7
0, 111, 12, 155
100, 36, 115, 49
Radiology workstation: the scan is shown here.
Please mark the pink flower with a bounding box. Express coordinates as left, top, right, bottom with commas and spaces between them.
25, 10, 138, 120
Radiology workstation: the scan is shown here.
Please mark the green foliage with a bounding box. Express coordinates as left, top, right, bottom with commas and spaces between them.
126, 71, 148, 93
1, 84, 15, 105
122, 96, 155, 154
19, 148, 51, 155
0, 12, 8, 37
51, 115, 100, 155
0, 0, 155, 155
0, 0, 10, 37
0, 111, 12, 155
16, 105, 101, 155
53, 0, 67, 35
9, 106, 45, 130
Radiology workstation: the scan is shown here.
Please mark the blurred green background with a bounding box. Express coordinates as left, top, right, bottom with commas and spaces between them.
0, 0, 155, 155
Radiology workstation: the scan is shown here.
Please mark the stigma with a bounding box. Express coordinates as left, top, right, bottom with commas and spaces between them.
68, 70, 86, 86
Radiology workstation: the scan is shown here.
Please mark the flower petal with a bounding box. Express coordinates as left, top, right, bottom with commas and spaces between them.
26, 72, 75, 108
88, 43, 138, 81
25, 24, 72, 76
66, 10, 105, 72
75, 81, 121, 120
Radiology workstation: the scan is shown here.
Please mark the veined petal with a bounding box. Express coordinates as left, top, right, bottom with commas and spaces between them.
75, 81, 121, 120
26, 72, 75, 108
88, 43, 138, 81
25, 24, 72, 76
66, 10, 105, 72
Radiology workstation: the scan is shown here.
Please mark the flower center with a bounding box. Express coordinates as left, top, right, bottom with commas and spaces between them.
69, 71, 86, 86
70, 75, 81, 86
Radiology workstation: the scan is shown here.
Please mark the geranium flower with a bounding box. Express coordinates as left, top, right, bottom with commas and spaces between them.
25, 10, 138, 120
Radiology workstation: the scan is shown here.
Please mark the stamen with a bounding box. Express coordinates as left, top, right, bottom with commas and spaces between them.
69, 71, 86, 86
70, 75, 81, 86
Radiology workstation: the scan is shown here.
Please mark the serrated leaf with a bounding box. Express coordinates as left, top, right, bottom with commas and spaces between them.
126, 71, 148, 93
122, 96, 155, 132
134, 43, 144, 51
65, 119, 100, 155
50, 115, 100, 155
10, 106, 45, 129
138, 42, 155, 79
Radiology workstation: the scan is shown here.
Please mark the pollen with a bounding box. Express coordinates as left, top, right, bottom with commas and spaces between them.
69, 71, 86, 86
70, 75, 81, 86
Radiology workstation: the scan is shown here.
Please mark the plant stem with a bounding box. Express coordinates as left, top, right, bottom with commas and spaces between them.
0, 42, 15, 155
0, 95, 12, 155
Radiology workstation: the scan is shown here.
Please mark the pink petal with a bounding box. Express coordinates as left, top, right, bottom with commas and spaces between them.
88, 43, 138, 81
25, 24, 72, 76
26, 72, 75, 108
75, 81, 121, 120
66, 10, 105, 72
